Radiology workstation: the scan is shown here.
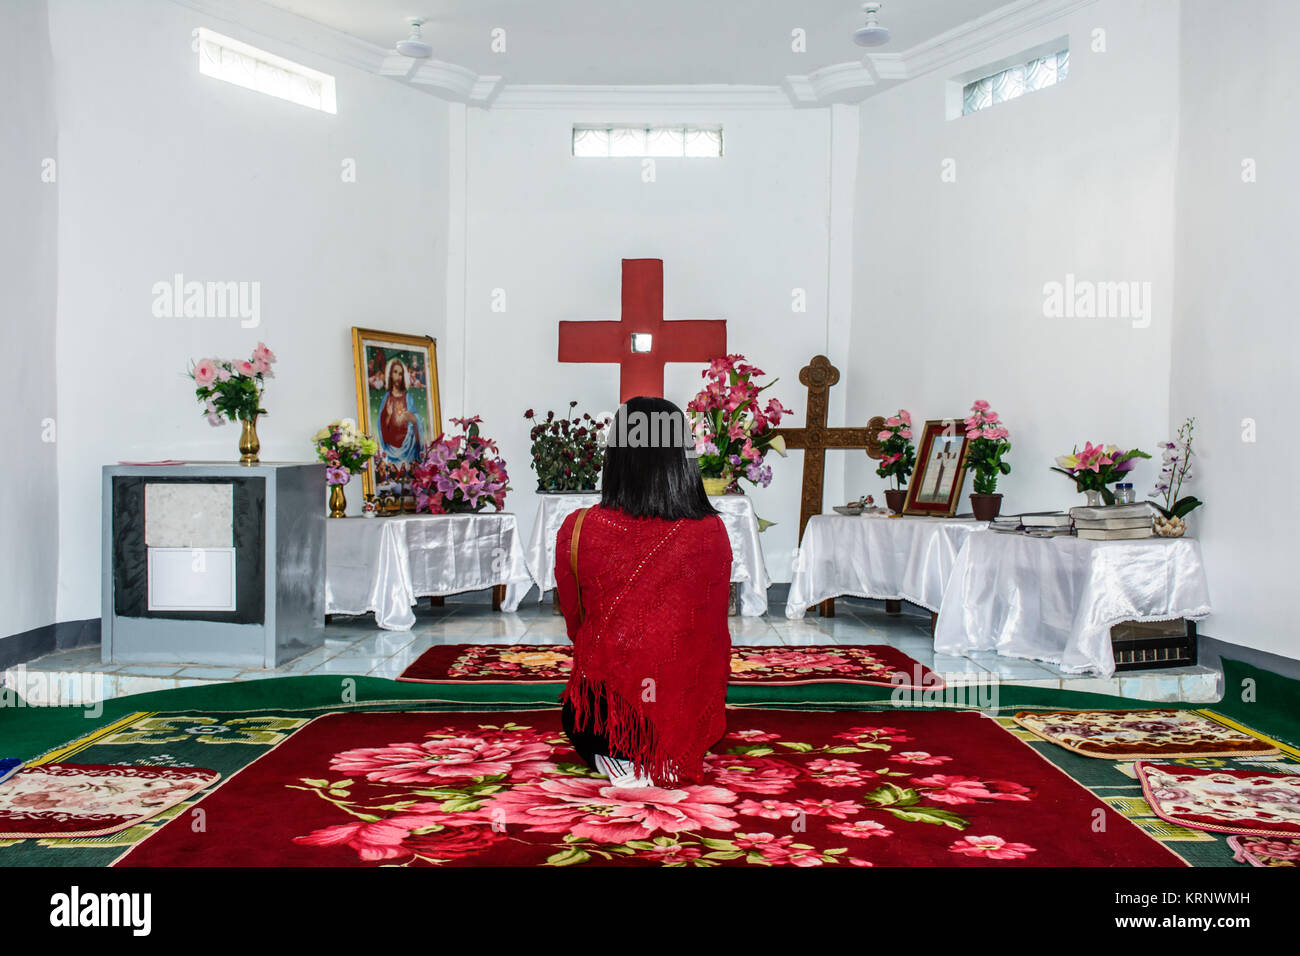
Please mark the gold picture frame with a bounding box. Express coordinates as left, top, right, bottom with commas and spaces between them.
903, 419, 971, 517
350, 328, 442, 501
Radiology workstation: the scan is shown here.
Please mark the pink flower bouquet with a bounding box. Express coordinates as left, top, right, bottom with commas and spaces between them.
874, 410, 916, 490
686, 354, 792, 489
411, 416, 510, 513
964, 400, 1011, 495
1051, 441, 1150, 505
189, 343, 276, 425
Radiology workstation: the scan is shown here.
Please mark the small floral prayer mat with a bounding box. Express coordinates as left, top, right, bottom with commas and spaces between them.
115, 708, 1181, 867
398, 643, 943, 690
1012, 709, 1280, 759
1136, 762, 1300, 838
1227, 834, 1300, 866
0, 764, 219, 838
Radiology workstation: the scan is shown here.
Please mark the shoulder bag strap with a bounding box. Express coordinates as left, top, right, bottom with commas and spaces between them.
569, 507, 590, 624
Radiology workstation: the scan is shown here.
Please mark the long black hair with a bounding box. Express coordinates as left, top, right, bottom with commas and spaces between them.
600, 396, 717, 520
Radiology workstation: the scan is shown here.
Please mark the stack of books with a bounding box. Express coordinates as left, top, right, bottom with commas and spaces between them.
1020, 513, 1074, 537
988, 512, 1073, 536
1068, 503, 1154, 540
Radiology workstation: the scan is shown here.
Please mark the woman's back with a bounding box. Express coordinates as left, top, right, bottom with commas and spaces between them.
556, 503, 732, 784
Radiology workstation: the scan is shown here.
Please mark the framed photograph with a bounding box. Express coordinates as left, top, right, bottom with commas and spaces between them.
903, 419, 970, 517
351, 328, 441, 501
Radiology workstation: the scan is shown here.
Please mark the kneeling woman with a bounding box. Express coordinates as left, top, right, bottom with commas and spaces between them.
555, 396, 733, 787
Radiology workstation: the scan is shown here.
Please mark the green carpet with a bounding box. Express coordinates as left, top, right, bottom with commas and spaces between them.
1, 658, 1295, 867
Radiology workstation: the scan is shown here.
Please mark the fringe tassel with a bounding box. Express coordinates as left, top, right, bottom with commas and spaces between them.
563, 675, 699, 785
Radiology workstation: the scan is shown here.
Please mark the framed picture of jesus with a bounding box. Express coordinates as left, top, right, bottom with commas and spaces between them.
903, 419, 970, 517
350, 328, 441, 503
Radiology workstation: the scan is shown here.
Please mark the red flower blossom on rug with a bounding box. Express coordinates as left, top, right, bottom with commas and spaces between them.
329, 734, 555, 784
912, 775, 1034, 805
949, 835, 1037, 860
477, 777, 739, 843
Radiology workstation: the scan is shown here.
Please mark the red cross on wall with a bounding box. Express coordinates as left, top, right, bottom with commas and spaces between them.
558, 259, 727, 402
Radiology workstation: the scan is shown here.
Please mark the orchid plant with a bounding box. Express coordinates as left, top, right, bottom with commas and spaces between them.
411, 416, 510, 514
1051, 442, 1151, 505
189, 343, 276, 425
687, 353, 792, 489
525, 402, 605, 492
313, 419, 378, 487
964, 400, 1011, 495
874, 410, 916, 489
1148, 417, 1202, 519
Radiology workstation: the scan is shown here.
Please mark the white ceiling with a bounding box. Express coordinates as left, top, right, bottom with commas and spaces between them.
257, 0, 1016, 86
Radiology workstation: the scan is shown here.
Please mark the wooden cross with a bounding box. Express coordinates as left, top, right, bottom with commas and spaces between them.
773, 355, 886, 544
557, 259, 727, 402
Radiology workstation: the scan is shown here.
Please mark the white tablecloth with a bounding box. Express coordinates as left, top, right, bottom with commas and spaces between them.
786, 514, 989, 619
326, 514, 534, 630
933, 533, 1212, 677
523, 493, 772, 616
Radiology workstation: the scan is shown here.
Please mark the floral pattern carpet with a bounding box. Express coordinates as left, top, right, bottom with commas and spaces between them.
0, 764, 218, 838
1136, 763, 1300, 838
114, 708, 1180, 867
397, 644, 942, 690
1012, 709, 1279, 759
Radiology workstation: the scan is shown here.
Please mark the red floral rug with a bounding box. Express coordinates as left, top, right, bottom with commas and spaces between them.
1012, 709, 1279, 759
1136, 762, 1300, 838
398, 644, 942, 690
0, 764, 219, 838
1228, 834, 1300, 867
115, 708, 1181, 867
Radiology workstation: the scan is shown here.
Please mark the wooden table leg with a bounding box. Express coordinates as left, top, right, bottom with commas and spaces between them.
492, 584, 506, 612
552, 591, 563, 616
728, 582, 739, 617
884, 599, 902, 615
930, 611, 938, 636
325, 613, 333, 624
818, 598, 836, 618
428, 595, 445, 608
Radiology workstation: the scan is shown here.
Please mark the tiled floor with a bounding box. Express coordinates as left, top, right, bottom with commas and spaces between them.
5, 597, 1222, 706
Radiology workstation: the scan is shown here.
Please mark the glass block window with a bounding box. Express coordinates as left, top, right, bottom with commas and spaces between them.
197, 28, 337, 114
573, 125, 723, 158
962, 48, 1068, 116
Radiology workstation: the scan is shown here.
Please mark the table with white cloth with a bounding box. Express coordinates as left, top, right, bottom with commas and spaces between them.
325, 514, 534, 631
933, 532, 1212, 677
785, 514, 989, 620
523, 493, 772, 616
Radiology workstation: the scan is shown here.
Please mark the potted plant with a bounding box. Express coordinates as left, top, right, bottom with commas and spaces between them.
410, 416, 510, 514
188, 343, 276, 463
964, 400, 1011, 520
313, 419, 378, 518
1148, 417, 1202, 537
874, 410, 916, 514
524, 403, 605, 492
1051, 442, 1151, 506
687, 354, 791, 495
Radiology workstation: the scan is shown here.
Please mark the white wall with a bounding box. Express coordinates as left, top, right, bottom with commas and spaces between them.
844, 0, 1181, 518
452, 104, 848, 582
0, 0, 60, 641
1169, 0, 1300, 660
48, 0, 450, 622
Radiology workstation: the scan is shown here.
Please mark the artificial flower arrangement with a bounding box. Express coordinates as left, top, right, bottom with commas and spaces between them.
1148, 417, 1202, 536
964, 400, 1011, 495
189, 342, 277, 425
313, 419, 378, 487
1051, 442, 1150, 505
410, 416, 510, 514
875, 410, 916, 489
524, 402, 605, 492
687, 353, 792, 491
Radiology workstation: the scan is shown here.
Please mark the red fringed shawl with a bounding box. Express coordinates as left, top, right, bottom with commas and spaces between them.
556, 505, 733, 784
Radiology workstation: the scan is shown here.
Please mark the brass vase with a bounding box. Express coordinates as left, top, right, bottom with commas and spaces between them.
328, 483, 347, 518
701, 476, 730, 496
238, 416, 260, 464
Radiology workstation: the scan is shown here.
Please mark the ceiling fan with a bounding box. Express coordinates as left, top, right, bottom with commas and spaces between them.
853, 2, 891, 47
395, 19, 432, 59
